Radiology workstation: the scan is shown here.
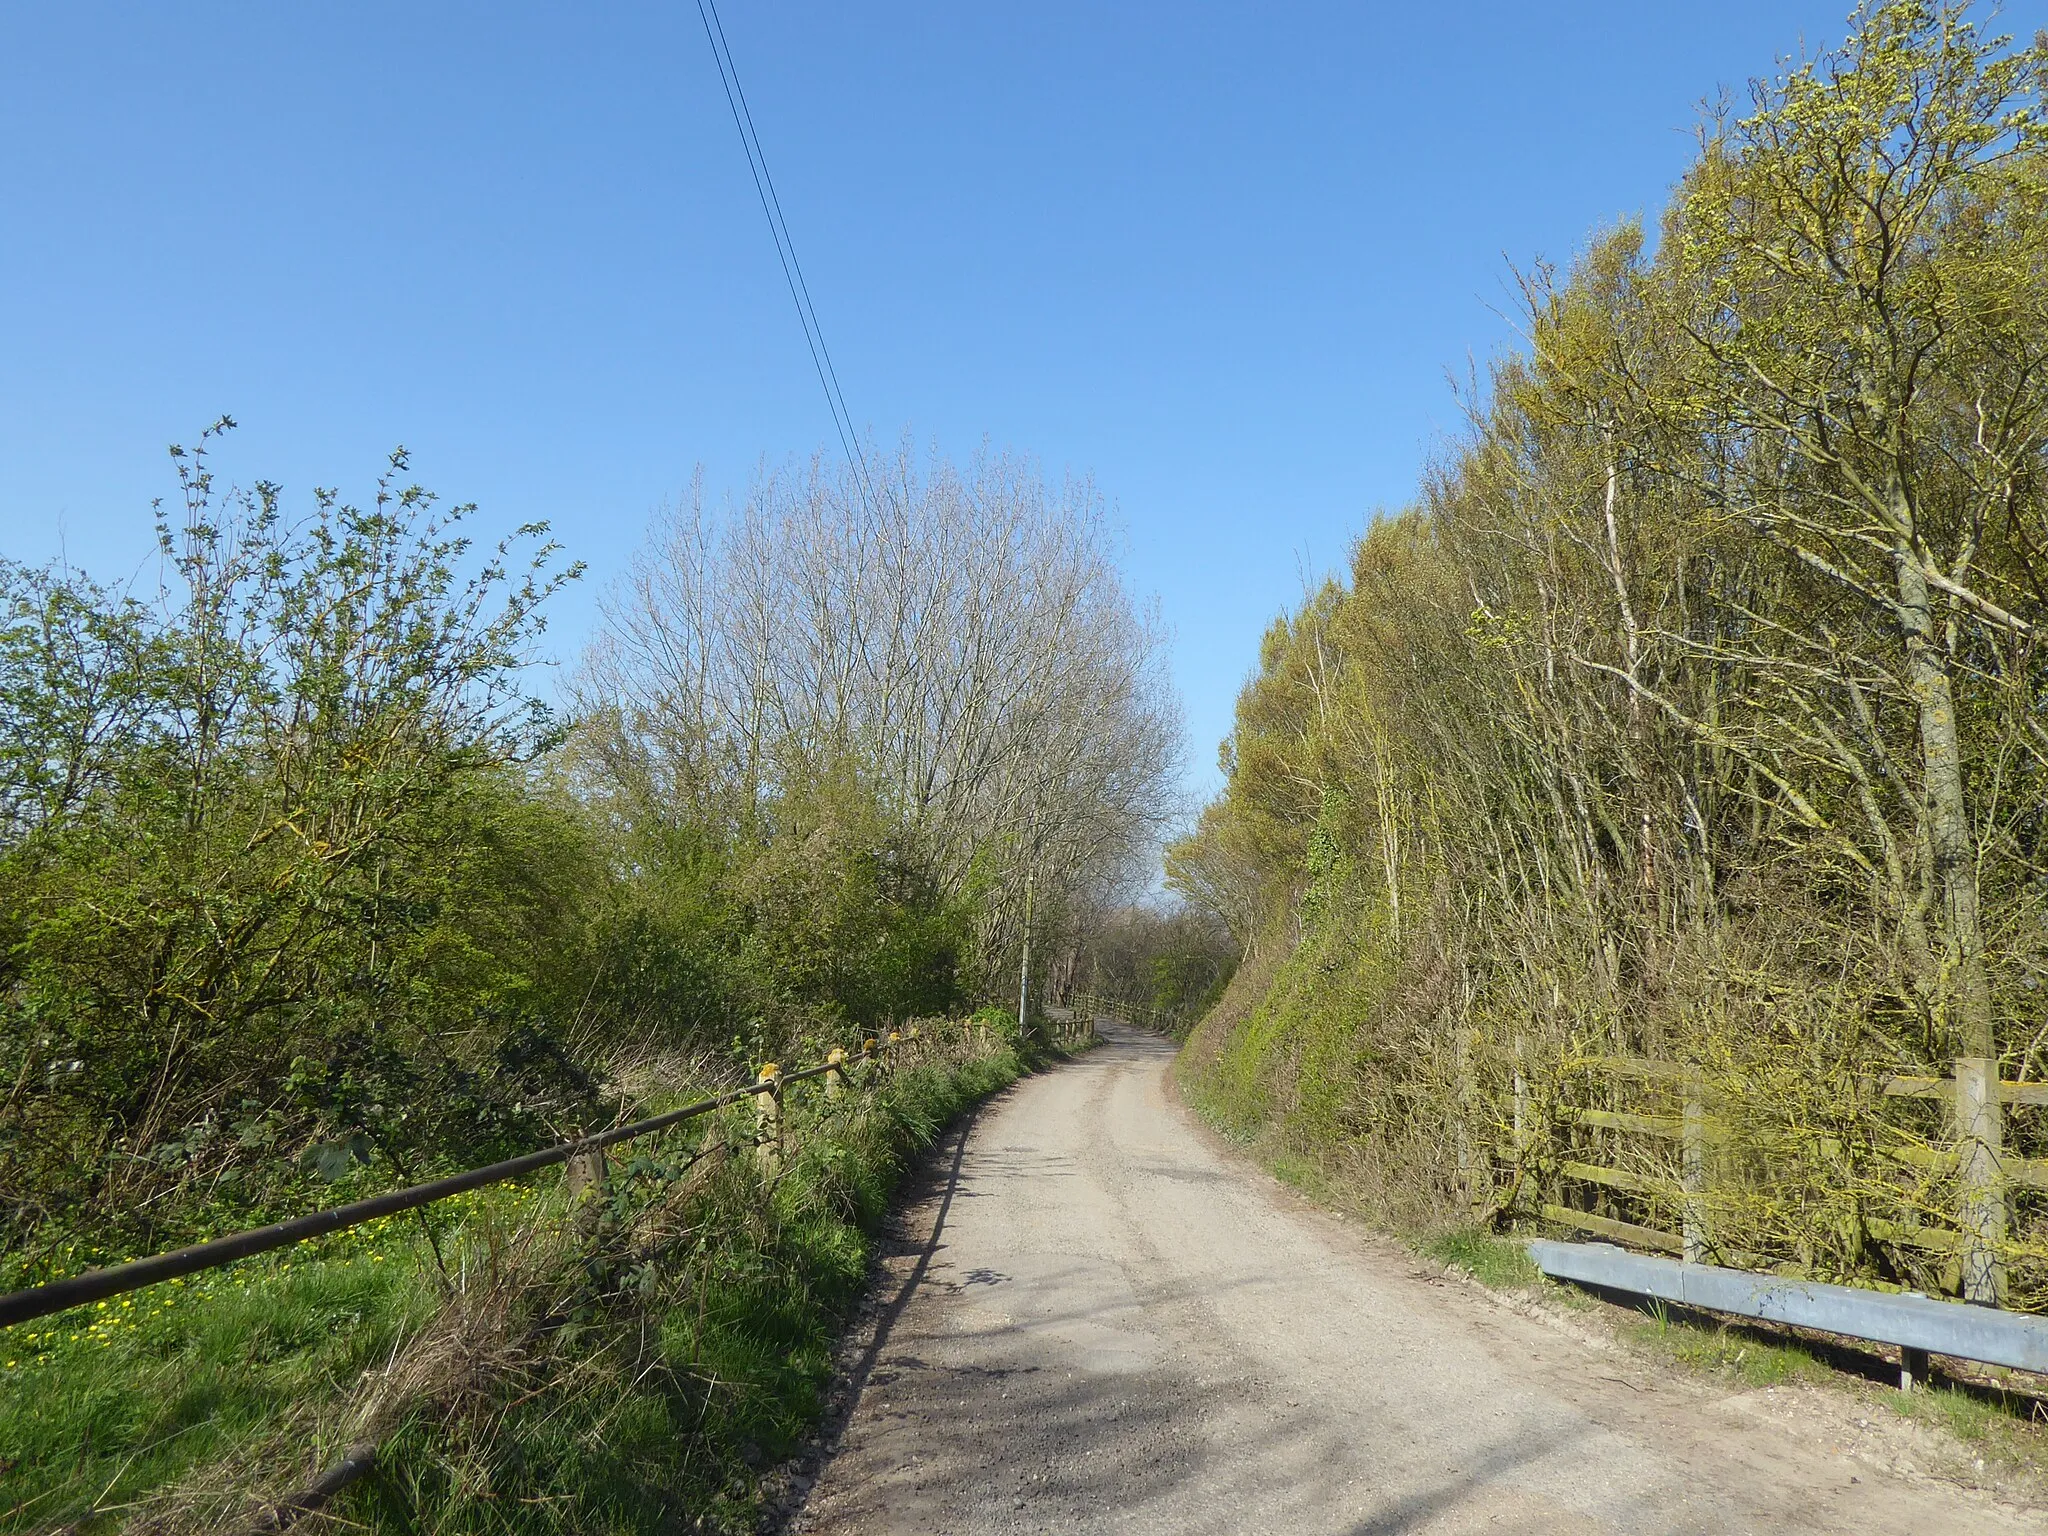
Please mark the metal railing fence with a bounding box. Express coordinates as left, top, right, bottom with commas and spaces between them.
0, 1029, 937, 1330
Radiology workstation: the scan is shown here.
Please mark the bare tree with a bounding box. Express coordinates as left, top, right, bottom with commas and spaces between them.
579, 441, 1184, 982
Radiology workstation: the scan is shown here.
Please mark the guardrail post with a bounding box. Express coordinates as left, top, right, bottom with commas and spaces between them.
1955, 1056, 2005, 1304
755, 1064, 783, 1179
1900, 1343, 1930, 1390
1681, 1067, 1708, 1264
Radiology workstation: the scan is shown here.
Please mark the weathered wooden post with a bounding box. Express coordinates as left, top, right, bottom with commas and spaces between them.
825, 1046, 847, 1101
1455, 1027, 1481, 1216
564, 1136, 606, 1230
755, 1063, 783, 1179
1511, 1032, 1529, 1213
1681, 1067, 1708, 1265
1954, 1056, 2005, 1304
1512, 1037, 1527, 1147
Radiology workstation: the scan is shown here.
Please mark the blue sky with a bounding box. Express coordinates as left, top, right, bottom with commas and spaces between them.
1, 1, 1858, 803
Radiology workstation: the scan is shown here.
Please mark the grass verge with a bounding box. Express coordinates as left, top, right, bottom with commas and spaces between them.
1418, 1226, 1541, 1290
1, 1029, 1023, 1534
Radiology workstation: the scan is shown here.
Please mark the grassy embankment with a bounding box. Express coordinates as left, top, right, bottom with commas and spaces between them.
1, 1026, 1047, 1535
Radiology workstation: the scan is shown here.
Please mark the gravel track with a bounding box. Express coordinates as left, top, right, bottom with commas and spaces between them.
790, 1023, 2045, 1534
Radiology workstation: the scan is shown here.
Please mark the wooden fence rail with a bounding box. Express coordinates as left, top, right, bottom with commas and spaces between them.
1066, 991, 1165, 1033
1501, 1051, 2048, 1306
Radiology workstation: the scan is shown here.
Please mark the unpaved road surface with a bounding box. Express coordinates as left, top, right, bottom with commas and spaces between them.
792, 1025, 2044, 1534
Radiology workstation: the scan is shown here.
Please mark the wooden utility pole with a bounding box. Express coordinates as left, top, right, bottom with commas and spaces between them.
1017, 870, 1034, 1044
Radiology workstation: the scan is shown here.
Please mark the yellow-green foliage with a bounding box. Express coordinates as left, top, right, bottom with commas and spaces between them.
1185, 859, 1464, 1230
1174, 4, 2048, 1295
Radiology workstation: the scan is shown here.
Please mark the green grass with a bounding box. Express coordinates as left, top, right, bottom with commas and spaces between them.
1, 1185, 533, 1532
1882, 1378, 2048, 1481
1624, 1305, 1832, 1389
1, 1038, 1022, 1535
1892, 1382, 2006, 1440
1268, 1152, 1335, 1200
350, 1044, 1022, 1535
1418, 1226, 1541, 1289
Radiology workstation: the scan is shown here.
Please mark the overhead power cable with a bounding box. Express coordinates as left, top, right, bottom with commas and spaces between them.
695, 0, 879, 514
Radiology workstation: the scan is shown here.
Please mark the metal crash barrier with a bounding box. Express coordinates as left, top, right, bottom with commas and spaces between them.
1529, 1238, 2048, 1388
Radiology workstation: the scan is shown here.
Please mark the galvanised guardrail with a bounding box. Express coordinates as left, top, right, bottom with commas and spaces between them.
1531, 1238, 2048, 1390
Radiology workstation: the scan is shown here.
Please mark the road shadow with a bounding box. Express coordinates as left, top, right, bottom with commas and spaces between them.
844, 1108, 977, 1407
762, 1102, 984, 1532
771, 1022, 1671, 1535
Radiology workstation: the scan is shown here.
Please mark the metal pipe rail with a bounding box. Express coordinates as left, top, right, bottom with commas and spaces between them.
0, 1044, 886, 1330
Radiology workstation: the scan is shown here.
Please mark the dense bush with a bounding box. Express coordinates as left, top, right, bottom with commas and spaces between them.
0, 428, 986, 1266
0, 429, 598, 1254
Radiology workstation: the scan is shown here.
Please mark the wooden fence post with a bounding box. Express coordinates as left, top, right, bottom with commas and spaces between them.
1511, 1032, 1529, 1213
1954, 1056, 2005, 1304
825, 1047, 847, 1101
564, 1139, 606, 1231
1456, 1027, 1481, 1215
1681, 1067, 1707, 1265
755, 1065, 783, 1179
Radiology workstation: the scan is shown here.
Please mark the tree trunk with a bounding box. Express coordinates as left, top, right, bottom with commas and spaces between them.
1895, 547, 1993, 1060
